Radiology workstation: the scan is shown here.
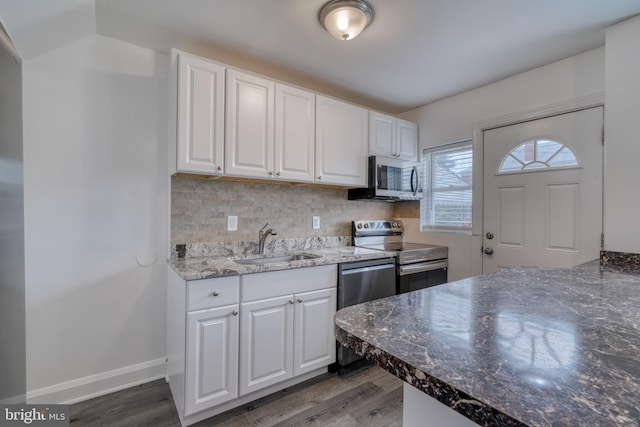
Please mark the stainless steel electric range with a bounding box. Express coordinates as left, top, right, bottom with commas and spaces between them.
352, 220, 449, 293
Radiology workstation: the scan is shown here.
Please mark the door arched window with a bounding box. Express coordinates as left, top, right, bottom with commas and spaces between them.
498, 138, 579, 174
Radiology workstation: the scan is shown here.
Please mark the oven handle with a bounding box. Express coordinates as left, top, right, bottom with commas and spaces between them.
399, 261, 448, 276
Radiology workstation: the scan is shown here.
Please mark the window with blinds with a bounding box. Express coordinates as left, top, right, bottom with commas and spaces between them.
421, 141, 473, 231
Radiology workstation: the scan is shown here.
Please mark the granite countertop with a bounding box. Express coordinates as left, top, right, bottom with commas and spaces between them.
169, 246, 396, 280
335, 260, 640, 426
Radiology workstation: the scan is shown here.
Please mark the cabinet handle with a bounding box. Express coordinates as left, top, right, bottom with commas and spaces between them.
212, 291, 220, 297
297, 298, 303, 303
232, 310, 238, 316
289, 299, 294, 304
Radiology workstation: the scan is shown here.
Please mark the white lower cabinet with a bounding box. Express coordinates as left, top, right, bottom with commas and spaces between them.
294, 288, 337, 375
185, 305, 239, 415
167, 264, 337, 426
240, 295, 293, 395
239, 287, 337, 395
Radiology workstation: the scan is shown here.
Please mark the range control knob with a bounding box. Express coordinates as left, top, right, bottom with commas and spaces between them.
356, 223, 362, 229
364, 223, 369, 228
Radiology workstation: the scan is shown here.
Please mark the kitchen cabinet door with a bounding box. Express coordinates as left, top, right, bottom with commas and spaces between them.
239, 295, 293, 396
293, 288, 337, 376
369, 112, 418, 162
275, 84, 315, 182
176, 53, 225, 174
315, 95, 368, 186
396, 118, 418, 161
185, 304, 239, 416
225, 69, 275, 178
369, 111, 395, 158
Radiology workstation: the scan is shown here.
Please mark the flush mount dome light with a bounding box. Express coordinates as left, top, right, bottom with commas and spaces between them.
319, 0, 374, 41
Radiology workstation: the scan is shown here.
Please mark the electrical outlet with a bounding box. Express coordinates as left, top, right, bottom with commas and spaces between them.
227, 216, 238, 231
312, 216, 320, 230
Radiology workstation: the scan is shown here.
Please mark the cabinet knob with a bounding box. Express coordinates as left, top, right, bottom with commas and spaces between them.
276, 171, 281, 176
297, 298, 303, 303
289, 299, 294, 304
217, 166, 222, 171
232, 310, 238, 316
268, 171, 273, 176
317, 175, 322, 180
212, 291, 220, 297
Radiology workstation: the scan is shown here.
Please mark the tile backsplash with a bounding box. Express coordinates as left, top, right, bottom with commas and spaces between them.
171, 176, 419, 245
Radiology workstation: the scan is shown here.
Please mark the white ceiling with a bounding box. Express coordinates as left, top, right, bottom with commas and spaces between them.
1, 0, 640, 113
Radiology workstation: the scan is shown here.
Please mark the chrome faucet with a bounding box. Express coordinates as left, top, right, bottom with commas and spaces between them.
258, 223, 277, 254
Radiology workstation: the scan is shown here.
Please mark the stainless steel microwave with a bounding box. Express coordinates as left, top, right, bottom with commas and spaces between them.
348, 156, 422, 201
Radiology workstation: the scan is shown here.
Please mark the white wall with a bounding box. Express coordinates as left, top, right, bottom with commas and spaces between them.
400, 48, 605, 279
604, 15, 640, 254
23, 35, 168, 402
0, 24, 25, 403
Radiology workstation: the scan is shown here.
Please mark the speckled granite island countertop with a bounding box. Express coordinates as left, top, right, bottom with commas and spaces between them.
169, 246, 395, 280
335, 261, 640, 427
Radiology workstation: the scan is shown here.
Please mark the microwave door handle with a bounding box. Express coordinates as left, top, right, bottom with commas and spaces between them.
411, 166, 419, 197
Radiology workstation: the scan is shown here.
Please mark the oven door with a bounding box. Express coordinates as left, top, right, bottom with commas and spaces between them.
397, 260, 448, 294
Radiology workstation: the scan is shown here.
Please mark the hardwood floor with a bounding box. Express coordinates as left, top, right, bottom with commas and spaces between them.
69, 364, 403, 426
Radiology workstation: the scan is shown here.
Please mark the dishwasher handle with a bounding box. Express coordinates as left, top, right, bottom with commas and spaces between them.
341, 264, 395, 276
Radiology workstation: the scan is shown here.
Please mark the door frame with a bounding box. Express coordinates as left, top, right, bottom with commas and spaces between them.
470, 92, 605, 276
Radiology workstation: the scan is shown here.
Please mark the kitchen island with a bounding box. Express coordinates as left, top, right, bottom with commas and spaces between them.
334, 261, 640, 426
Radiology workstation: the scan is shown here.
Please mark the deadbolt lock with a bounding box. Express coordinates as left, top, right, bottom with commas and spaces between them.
486, 232, 494, 240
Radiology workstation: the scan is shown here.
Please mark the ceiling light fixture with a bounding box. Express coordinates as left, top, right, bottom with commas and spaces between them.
319, 0, 374, 41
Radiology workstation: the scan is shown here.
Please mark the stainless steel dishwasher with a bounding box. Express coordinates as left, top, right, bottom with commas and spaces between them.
336, 257, 396, 367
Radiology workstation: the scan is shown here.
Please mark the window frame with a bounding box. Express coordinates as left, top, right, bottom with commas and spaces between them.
421, 140, 473, 233
497, 137, 581, 175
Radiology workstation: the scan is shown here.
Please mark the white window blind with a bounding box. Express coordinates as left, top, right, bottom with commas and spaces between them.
421, 141, 473, 231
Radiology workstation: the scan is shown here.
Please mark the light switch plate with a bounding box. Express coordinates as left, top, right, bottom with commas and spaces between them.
312, 216, 320, 230
227, 216, 238, 231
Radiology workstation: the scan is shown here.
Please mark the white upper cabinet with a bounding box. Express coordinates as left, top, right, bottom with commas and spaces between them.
172, 50, 388, 184
225, 69, 275, 178
275, 84, 315, 182
315, 95, 368, 186
369, 111, 395, 157
396, 118, 419, 161
369, 111, 418, 161
175, 52, 226, 175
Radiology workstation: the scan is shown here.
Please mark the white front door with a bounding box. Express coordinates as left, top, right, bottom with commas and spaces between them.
482, 107, 603, 274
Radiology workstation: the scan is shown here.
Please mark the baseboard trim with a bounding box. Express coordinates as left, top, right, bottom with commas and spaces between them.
0, 394, 27, 405
27, 358, 167, 405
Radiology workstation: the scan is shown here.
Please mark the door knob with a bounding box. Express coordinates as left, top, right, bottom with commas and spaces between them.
486, 232, 494, 240
484, 247, 494, 255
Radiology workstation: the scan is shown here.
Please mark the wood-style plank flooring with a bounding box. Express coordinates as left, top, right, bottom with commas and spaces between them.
69, 364, 403, 426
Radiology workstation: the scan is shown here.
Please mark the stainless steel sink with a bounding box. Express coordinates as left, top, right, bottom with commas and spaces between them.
233, 253, 321, 265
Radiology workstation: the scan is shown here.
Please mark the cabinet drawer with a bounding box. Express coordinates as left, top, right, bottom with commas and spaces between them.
242, 265, 337, 302
187, 276, 239, 311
